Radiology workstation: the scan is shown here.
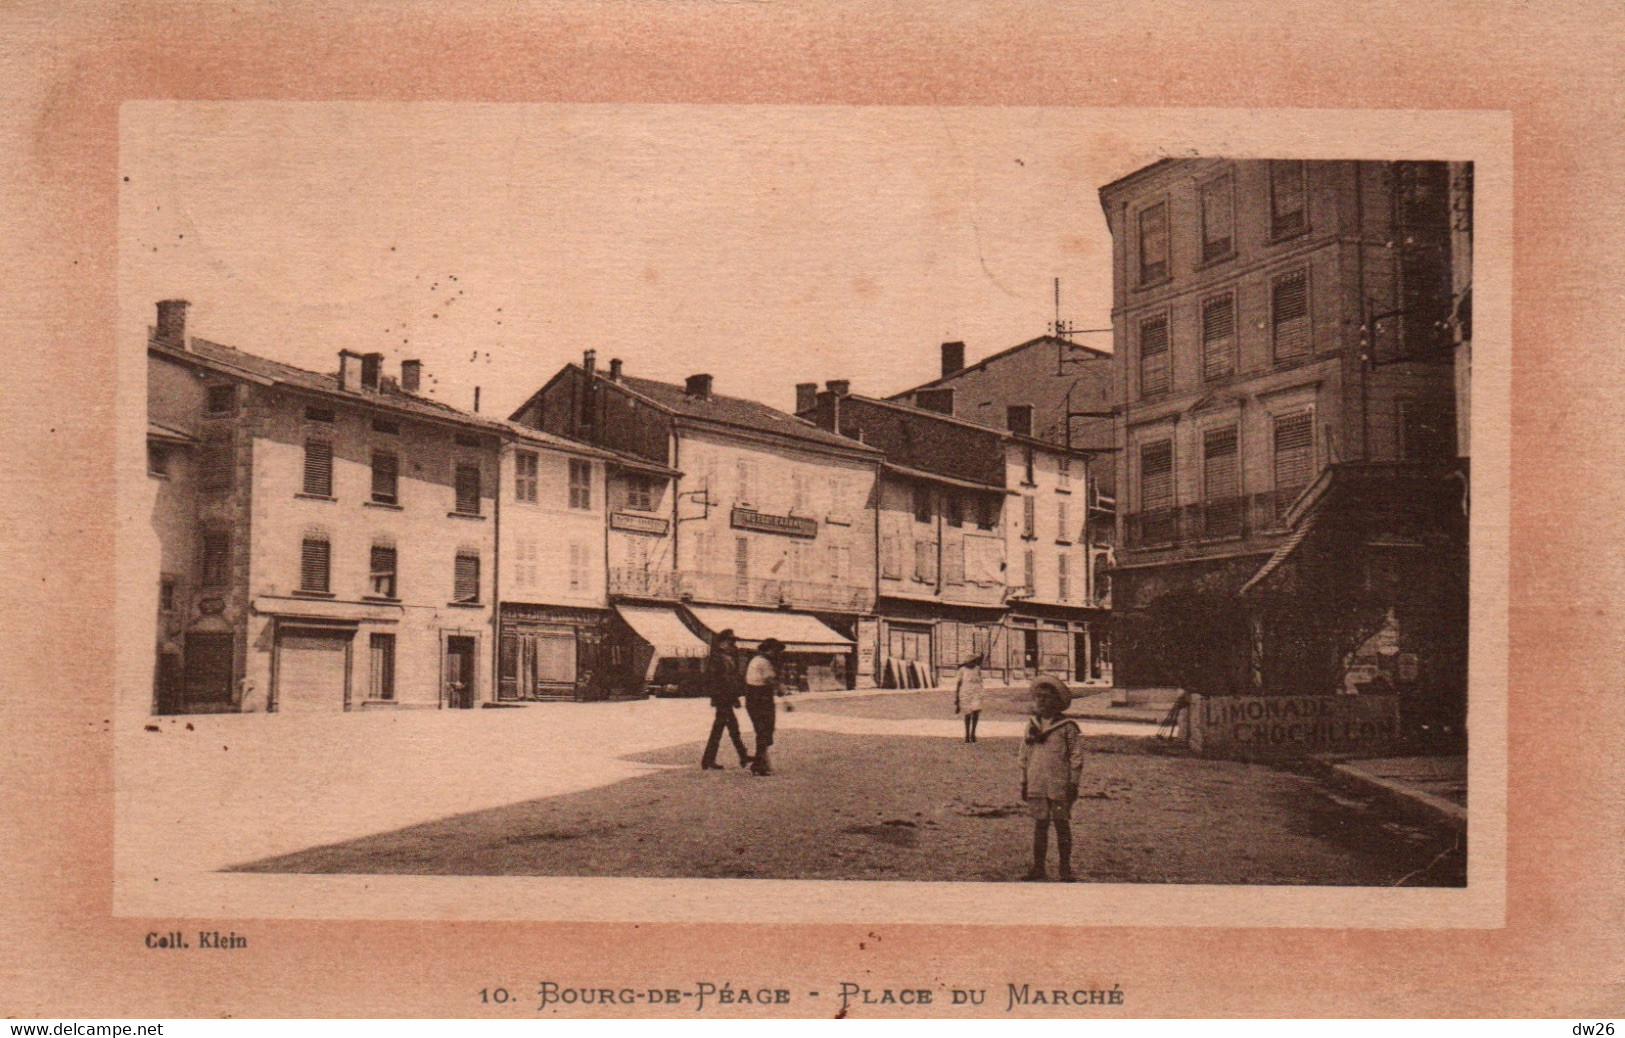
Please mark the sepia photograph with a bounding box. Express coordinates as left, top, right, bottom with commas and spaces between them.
119, 103, 1481, 910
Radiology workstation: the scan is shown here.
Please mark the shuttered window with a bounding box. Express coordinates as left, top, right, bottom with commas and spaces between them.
1138, 201, 1169, 284
199, 533, 230, 588
880, 533, 903, 580
453, 552, 480, 604
1272, 270, 1310, 361
1139, 315, 1170, 396
371, 450, 398, 504
1273, 412, 1315, 502
1203, 426, 1242, 537
199, 439, 233, 491
1022, 496, 1036, 539
1023, 549, 1035, 592
1202, 293, 1236, 381
1269, 160, 1307, 239
1140, 440, 1174, 511
568, 543, 586, 593
454, 463, 481, 515
303, 439, 333, 497
569, 458, 592, 510
300, 537, 331, 594
913, 540, 936, 584
625, 474, 654, 512
1200, 174, 1234, 261
943, 540, 965, 585
369, 633, 395, 700
515, 451, 538, 503
369, 545, 397, 598
1058, 554, 1070, 601
1057, 501, 1071, 543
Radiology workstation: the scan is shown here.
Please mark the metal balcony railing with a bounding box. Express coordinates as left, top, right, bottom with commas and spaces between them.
610, 567, 873, 612
1122, 488, 1307, 550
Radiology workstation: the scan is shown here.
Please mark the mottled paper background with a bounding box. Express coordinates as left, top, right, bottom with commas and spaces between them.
1, 0, 1621, 1018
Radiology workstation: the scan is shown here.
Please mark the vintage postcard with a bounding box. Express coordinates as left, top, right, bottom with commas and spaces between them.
3, 0, 1621, 1021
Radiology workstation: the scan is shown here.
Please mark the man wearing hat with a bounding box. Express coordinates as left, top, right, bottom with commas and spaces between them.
743, 638, 786, 776
1018, 675, 1085, 881
700, 629, 752, 771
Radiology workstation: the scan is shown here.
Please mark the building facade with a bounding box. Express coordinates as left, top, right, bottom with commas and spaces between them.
147, 301, 505, 714
512, 356, 881, 691
800, 385, 1112, 689
1099, 159, 1466, 734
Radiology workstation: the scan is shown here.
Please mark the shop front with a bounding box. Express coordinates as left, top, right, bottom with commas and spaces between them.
497, 602, 611, 702
612, 604, 711, 696
682, 603, 854, 692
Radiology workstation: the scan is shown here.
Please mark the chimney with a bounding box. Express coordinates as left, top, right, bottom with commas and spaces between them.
1006, 404, 1034, 437
583, 349, 597, 380
338, 350, 364, 393
401, 359, 422, 394
685, 373, 713, 400
941, 341, 966, 379
473, 386, 481, 413
360, 352, 384, 391
154, 299, 190, 349
795, 382, 818, 415
608, 358, 623, 381
825, 379, 851, 397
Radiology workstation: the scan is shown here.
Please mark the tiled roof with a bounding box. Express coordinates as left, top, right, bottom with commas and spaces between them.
889, 334, 1110, 396
615, 374, 879, 455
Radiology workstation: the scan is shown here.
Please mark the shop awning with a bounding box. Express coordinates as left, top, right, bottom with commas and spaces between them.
614, 605, 709, 658
684, 604, 853, 653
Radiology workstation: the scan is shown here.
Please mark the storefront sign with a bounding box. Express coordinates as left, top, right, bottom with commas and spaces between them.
610, 512, 670, 536
1188, 693, 1400, 759
731, 507, 818, 539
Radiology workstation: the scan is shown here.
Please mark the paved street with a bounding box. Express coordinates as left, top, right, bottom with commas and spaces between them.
133, 691, 1469, 887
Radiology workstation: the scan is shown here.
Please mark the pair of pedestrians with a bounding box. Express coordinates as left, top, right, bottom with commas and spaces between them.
699, 631, 786, 777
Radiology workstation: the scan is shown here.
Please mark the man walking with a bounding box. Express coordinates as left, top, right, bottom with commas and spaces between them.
743, 638, 786, 776
700, 629, 752, 771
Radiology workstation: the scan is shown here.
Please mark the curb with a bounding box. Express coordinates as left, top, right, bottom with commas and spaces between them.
1314, 759, 1468, 833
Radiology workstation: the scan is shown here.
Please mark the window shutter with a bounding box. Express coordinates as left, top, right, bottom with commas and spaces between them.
1138, 202, 1169, 284
370, 633, 395, 700
1140, 440, 1174, 510
1270, 160, 1306, 238
200, 534, 230, 587
1200, 175, 1234, 261
371, 451, 398, 503
300, 538, 331, 593
1202, 295, 1236, 380
1139, 315, 1170, 395
1203, 427, 1240, 500
1023, 549, 1035, 591
1022, 496, 1036, 538
370, 545, 397, 597
1057, 501, 1071, 543
1273, 412, 1314, 493
303, 439, 333, 497
1272, 271, 1310, 360
1058, 554, 1070, 600
454, 553, 480, 603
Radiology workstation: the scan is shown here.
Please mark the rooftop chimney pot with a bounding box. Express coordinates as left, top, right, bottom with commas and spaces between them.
825, 379, 851, 397
401, 359, 422, 394
685, 373, 714, 400
941, 341, 966, 379
154, 300, 190, 349
583, 349, 597, 379
795, 382, 819, 415
608, 358, 623, 381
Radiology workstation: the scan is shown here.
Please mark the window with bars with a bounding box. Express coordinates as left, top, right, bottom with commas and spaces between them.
1273, 412, 1314, 519
302, 439, 333, 497
1058, 554, 1070, 600
1202, 293, 1236, 381
1269, 160, 1307, 239
1272, 270, 1310, 362
1200, 173, 1235, 262
1022, 496, 1036, 540
913, 484, 933, 524
369, 545, 397, 598
1203, 426, 1241, 537
454, 463, 481, 515
1139, 314, 1170, 396
568, 458, 592, 510
300, 537, 331, 594
1057, 501, 1071, 544
199, 533, 229, 588
369, 633, 395, 700
514, 451, 538, 503
453, 552, 480, 604
1140, 440, 1174, 510
199, 438, 233, 491
1138, 201, 1169, 284
371, 450, 398, 504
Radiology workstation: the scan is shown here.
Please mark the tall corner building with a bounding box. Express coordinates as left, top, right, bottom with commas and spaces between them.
1098, 159, 1469, 737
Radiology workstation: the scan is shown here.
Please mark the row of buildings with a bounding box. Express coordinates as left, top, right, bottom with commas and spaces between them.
145, 156, 1470, 737
146, 302, 1115, 714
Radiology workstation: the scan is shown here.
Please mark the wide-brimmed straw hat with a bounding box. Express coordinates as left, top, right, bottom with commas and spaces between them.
1029, 674, 1073, 708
